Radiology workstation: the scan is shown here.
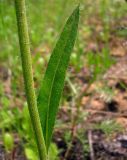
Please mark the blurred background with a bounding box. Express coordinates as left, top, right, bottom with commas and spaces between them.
1, 0, 127, 159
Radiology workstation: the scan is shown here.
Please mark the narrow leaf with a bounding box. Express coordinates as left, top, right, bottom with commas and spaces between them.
37, 6, 79, 150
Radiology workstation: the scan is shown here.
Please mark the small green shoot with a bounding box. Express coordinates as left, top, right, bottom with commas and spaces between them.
3, 133, 14, 152
15, 0, 79, 159
95, 120, 123, 136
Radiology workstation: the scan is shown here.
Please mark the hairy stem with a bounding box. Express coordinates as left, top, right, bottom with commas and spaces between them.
14, 0, 47, 159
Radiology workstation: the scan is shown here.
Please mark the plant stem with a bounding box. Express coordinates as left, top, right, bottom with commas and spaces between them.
14, 0, 47, 159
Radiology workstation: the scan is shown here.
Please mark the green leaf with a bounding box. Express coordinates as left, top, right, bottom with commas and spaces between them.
25, 147, 38, 160
37, 6, 79, 150
3, 133, 14, 152
48, 143, 59, 160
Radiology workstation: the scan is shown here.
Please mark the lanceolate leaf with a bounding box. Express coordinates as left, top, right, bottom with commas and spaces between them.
37, 6, 79, 150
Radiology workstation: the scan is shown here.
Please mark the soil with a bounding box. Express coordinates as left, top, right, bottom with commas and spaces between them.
0, 144, 26, 160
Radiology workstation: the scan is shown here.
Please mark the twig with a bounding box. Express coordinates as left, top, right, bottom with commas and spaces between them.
88, 130, 95, 160
63, 83, 92, 159
85, 109, 127, 117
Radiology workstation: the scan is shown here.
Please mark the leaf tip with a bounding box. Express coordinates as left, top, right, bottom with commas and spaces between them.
74, 4, 80, 15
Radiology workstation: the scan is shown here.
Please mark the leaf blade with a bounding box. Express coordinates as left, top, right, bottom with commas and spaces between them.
37, 6, 79, 150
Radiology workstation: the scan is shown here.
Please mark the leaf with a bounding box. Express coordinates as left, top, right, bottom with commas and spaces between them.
48, 143, 59, 160
3, 133, 14, 152
37, 6, 79, 150
25, 147, 38, 160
